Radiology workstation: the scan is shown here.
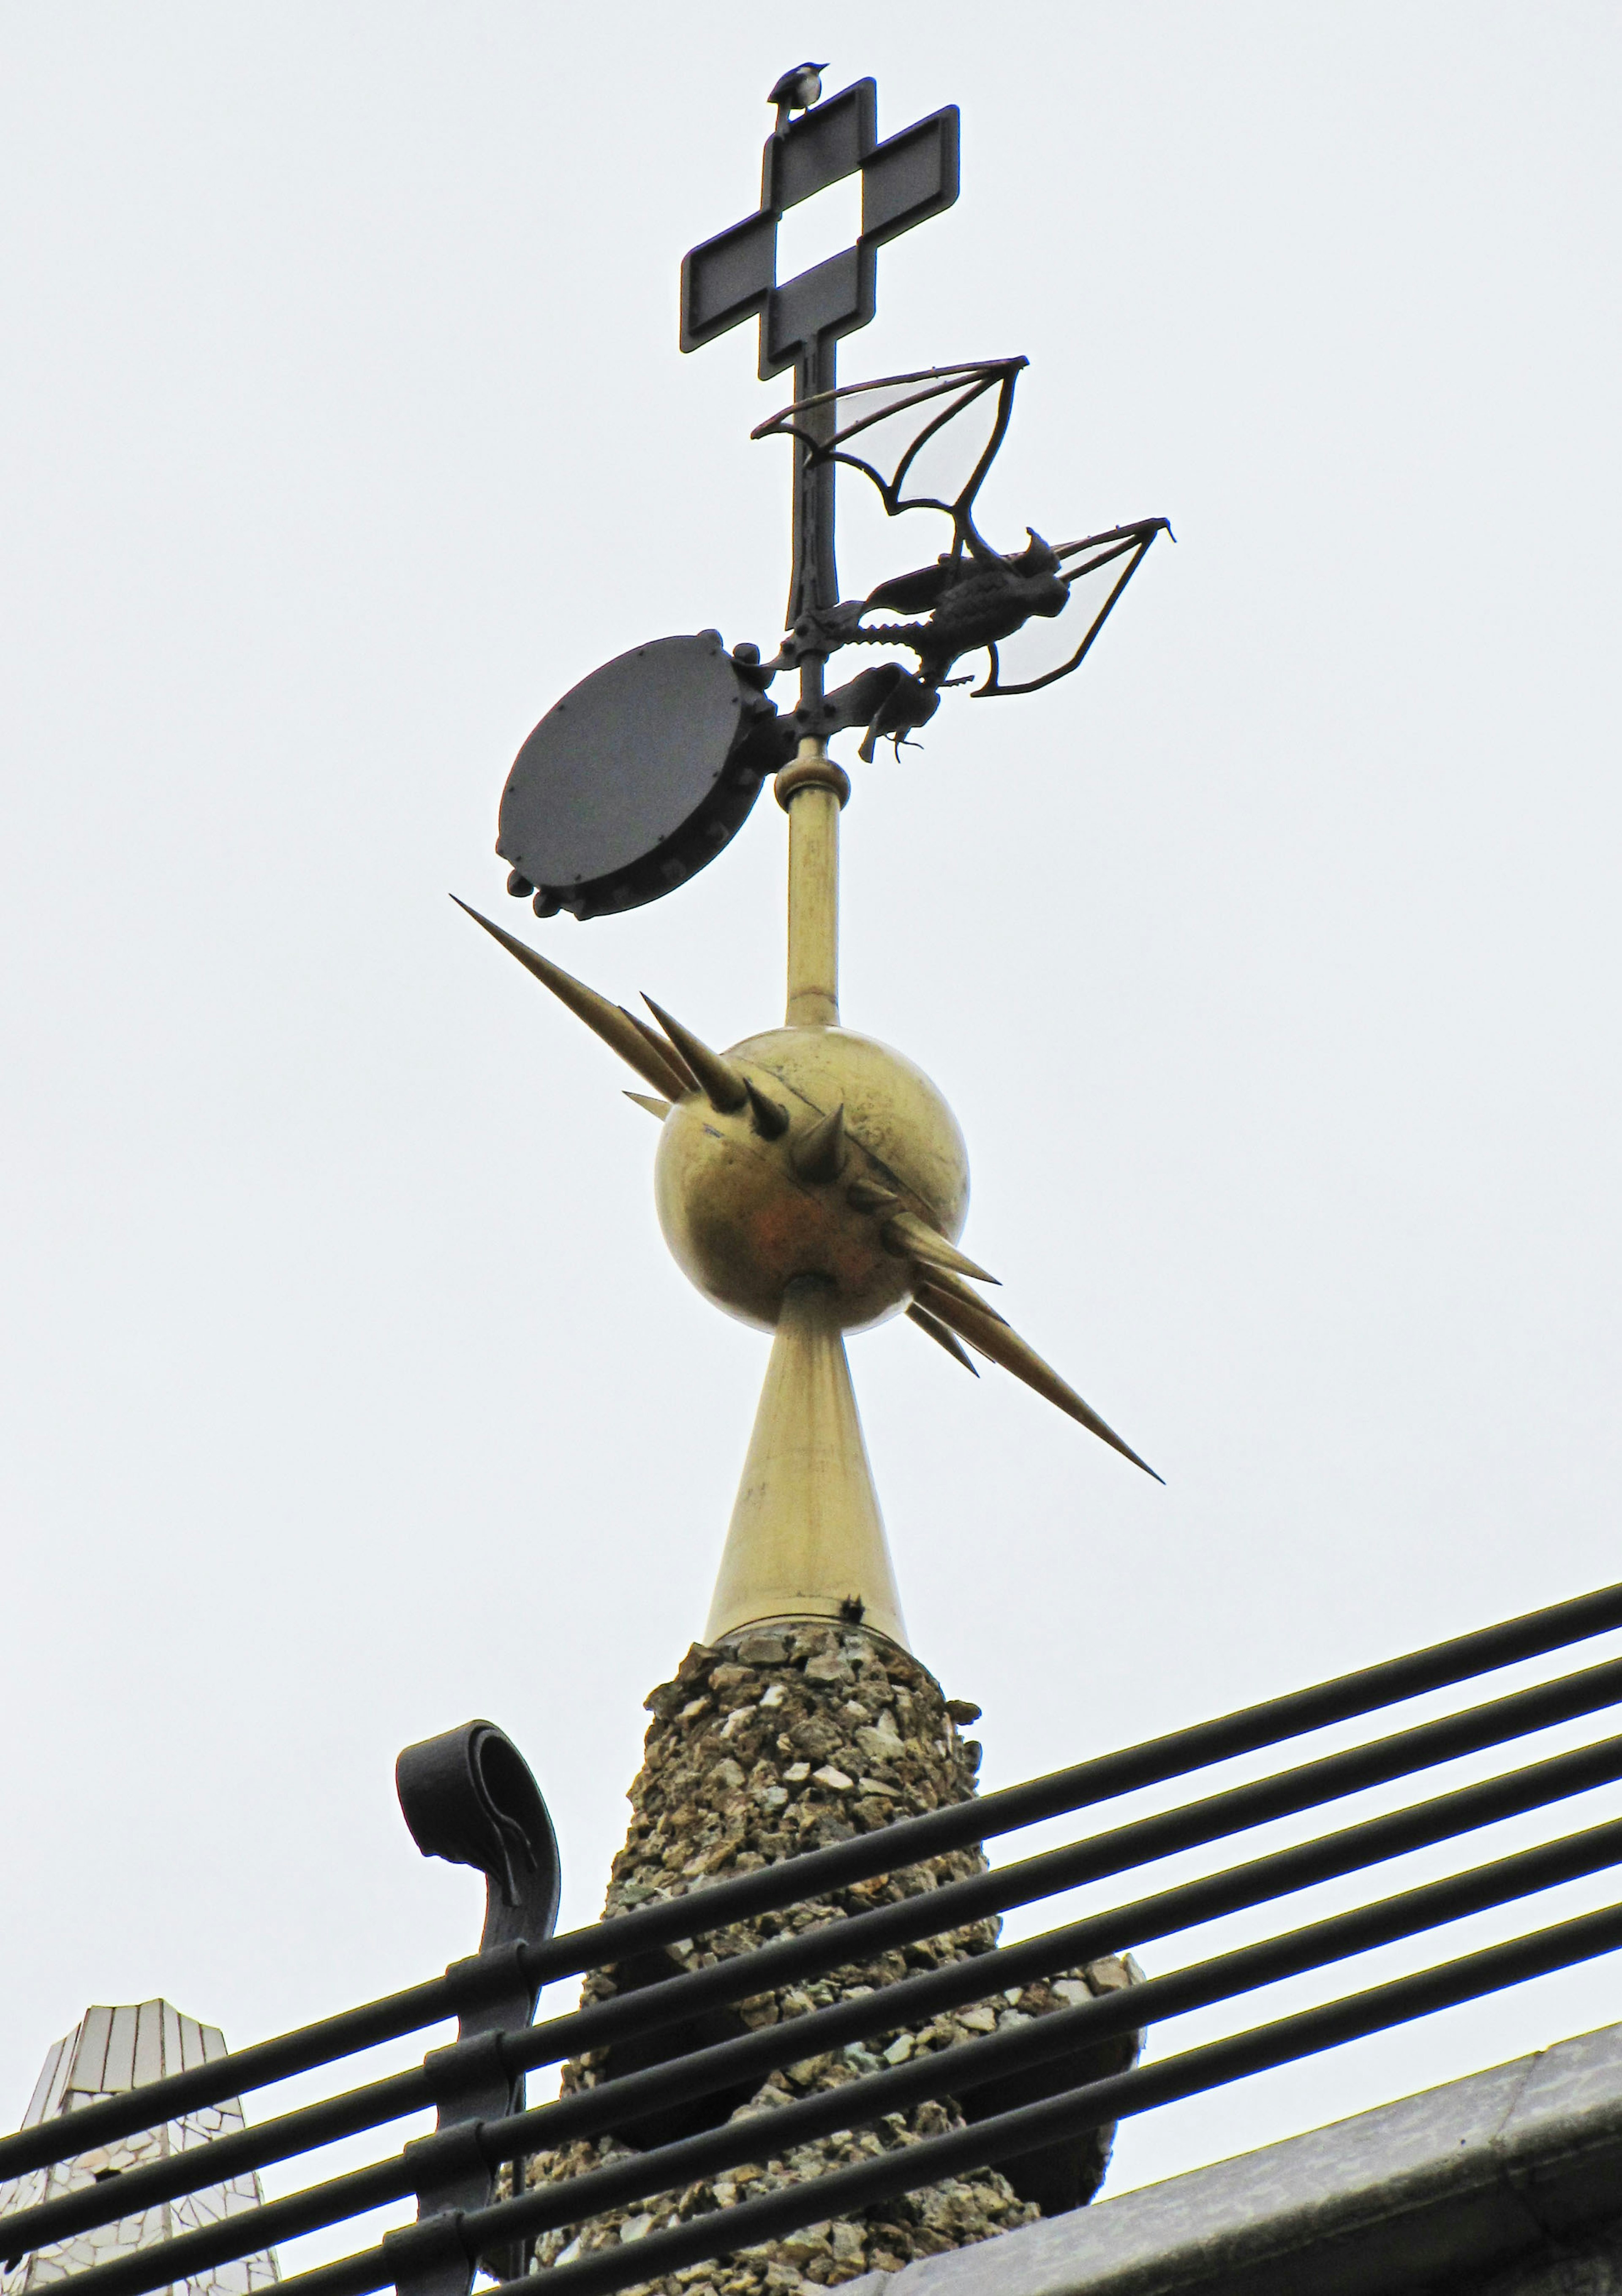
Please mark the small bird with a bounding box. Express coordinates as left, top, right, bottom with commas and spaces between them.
857, 669, 939, 763
768, 61, 827, 126
819, 662, 939, 762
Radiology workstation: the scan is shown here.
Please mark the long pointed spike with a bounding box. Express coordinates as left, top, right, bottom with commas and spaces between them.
450, 898, 689, 1100
743, 1076, 791, 1138
883, 1209, 999, 1285
792, 1101, 846, 1183
907, 1302, 979, 1377
907, 1264, 1010, 1327
623, 1009, 699, 1096
641, 996, 748, 1113
914, 1279, 1163, 1483
624, 1092, 672, 1120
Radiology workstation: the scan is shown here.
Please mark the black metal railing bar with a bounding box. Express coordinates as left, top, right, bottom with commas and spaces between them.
10, 1577, 1622, 2296
476, 1661, 1622, 2086
6, 1576, 1619, 2187
0, 1974, 460, 2190
480, 1729, 1622, 2161
6, 1570, 1608, 2195
440, 1820, 1622, 2262
0, 2069, 435, 2256
11, 1637, 1622, 2218
14, 1657, 1622, 2256
468, 1896, 1622, 2296
23, 1726, 1622, 2290
213, 1896, 1622, 2296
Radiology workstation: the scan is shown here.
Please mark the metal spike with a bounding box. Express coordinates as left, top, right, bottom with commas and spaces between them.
792, 1101, 846, 1183
744, 1076, 791, 1138
641, 996, 749, 1113
910, 1264, 1011, 1326
847, 1177, 901, 1213
882, 1209, 999, 1285
450, 898, 689, 1101
907, 1302, 979, 1377
624, 1009, 699, 1096
624, 1092, 672, 1120
913, 1279, 1163, 1483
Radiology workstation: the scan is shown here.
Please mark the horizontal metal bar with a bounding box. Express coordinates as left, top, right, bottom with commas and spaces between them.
483, 1729, 1622, 2159
29, 1730, 1622, 2289
252, 2255, 391, 2296
0, 1975, 461, 2189
240, 1890, 1622, 2296
5, 1579, 1617, 2185
469, 1896, 1622, 2296
0, 2067, 434, 2256
510, 1577, 1622, 1978
505, 1579, 1622, 1987
495, 1668, 1622, 2084
458, 1813, 1622, 2250
0, 2155, 416, 2296
19, 1684, 1622, 2255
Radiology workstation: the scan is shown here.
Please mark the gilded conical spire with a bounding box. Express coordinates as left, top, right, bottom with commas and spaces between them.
706, 1276, 908, 1649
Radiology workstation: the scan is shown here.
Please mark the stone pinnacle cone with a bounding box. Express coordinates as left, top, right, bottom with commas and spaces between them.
525, 1624, 1140, 2292
0, 2001, 279, 2296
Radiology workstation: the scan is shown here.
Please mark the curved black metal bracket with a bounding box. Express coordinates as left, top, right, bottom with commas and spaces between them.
397, 1719, 561, 1956
395, 1722, 562, 2296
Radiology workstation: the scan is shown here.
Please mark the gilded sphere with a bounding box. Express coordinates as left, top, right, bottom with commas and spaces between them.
654, 1026, 970, 1332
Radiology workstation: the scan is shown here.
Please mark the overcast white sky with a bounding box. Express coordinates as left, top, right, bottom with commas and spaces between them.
3, 0, 1621, 2254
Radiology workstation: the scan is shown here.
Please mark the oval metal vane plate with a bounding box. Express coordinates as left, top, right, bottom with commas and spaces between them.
497, 634, 781, 919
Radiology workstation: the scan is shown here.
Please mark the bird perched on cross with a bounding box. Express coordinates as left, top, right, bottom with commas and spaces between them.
768, 60, 828, 128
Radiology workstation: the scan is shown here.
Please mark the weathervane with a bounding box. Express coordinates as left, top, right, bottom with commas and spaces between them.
460, 66, 1167, 1652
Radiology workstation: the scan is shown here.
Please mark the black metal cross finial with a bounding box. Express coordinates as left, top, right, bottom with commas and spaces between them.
680, 77, 959, 641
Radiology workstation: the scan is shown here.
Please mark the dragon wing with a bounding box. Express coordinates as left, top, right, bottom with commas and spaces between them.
753, 358, 1026, 553
975, 518, 1173, 697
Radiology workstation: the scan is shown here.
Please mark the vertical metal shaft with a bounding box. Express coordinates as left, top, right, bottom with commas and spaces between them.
786, 341, 838, 631
781, 335, 846, 1031
778, 750, 846, 1028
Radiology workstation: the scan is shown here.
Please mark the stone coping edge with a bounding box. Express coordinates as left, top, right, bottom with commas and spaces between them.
837, 2019, 1622, 2296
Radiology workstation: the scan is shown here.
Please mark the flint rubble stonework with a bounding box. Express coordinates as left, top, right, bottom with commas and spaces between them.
527, 1623, 1138, 2293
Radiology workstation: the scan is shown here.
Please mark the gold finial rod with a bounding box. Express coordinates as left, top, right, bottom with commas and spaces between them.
776, 743, 850, 1028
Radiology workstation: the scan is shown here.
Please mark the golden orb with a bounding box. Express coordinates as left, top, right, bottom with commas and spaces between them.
653, 1026, 970, 1333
